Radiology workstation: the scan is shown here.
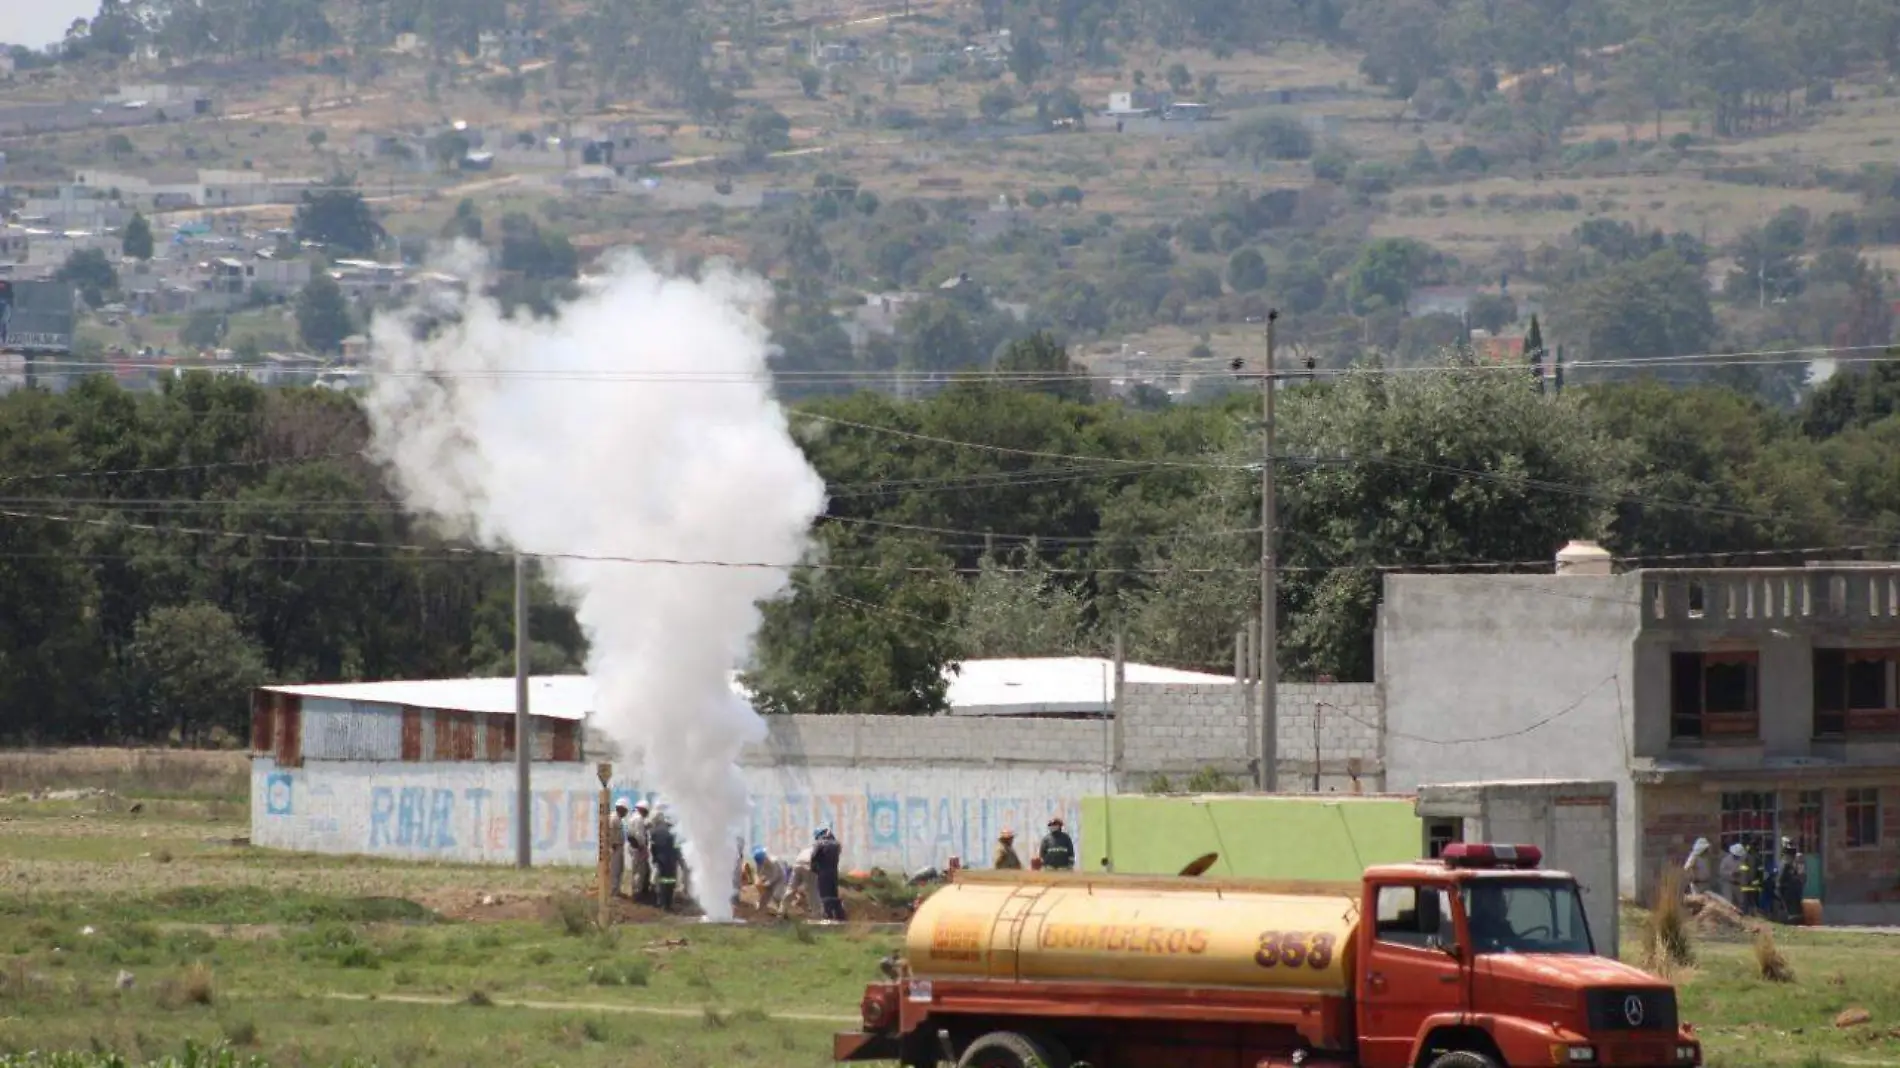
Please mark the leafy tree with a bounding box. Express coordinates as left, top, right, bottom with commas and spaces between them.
1803, 361, 1900, 439
1227, 248, 1269, 293
296, 273, 353, 353
1466, 291, 1518, 334
121, 211, 154, 261
742, 105, 793, 162
897, 298, 984, 375
1053, 185, 1085, 208
1166, 62, 1193, 94
128, 602, 268, 746
744, 530, 963, 716
993, 332, 1090, 403
106, 133, 136, 160
498, 212, 578, 281
180, 309, 228, 350
1009, 24, 1048, 86
1345, 238, 1432, 314
979, 86, 1017, 122
56, 248, 119, 308
796, 65, 821, 99
960, 546, 1090, 657
430, 130, 470, 172
442, 198, 484, 243
1550, 250, 1718, 381
1224, 115, 1315, 163
293, 188, 384, 256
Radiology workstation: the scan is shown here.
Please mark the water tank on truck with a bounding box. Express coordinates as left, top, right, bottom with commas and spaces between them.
834, 842, 1704, 1068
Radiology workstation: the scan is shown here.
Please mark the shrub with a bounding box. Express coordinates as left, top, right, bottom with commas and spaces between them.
1642, 872, 1694, 972
1753, 928, 1794, 982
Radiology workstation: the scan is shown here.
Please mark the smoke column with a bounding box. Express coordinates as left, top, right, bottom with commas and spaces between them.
361, 249, 826, 920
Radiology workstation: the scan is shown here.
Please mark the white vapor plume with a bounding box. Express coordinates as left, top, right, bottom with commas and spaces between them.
361, 247, 826, 920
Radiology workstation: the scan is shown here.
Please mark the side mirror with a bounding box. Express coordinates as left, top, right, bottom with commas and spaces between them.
1428, 936, 1462, 960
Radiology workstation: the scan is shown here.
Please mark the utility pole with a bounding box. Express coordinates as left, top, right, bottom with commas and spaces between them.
515, 553, 532, 868
1258, 309, 1279, 793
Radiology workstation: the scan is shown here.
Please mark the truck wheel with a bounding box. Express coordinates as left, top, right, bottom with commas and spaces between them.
1427, 1051, 1500, 1068
956, 1031, 1070, 1068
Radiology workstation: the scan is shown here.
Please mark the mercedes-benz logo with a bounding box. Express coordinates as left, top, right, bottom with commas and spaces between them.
1623, 994, 1646, 1027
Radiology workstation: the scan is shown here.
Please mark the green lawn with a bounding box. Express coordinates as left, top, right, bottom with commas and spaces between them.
3, 789, 1898, 1067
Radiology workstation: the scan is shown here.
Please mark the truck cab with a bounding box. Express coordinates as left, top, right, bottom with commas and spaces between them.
1359, 843, 1699, 1068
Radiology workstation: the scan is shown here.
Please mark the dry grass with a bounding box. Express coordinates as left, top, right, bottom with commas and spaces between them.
1643, 872, 1696, 974
0, 748, 249, 801
1753, 928, 1795, 983
157, 962, 217, 1009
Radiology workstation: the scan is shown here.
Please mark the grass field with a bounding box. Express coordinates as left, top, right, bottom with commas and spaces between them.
3, 760, 1899, 1067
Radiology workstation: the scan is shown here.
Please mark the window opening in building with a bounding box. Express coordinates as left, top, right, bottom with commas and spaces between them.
1813, 649, 1900, 737
1719, 790, 1778, 860
1425, 818, 1462, 859
1845, 787, 1881, 850
1672, 651, 1760, 740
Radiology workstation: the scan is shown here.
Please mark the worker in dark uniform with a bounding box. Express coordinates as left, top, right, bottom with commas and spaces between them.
1775, 837, 1806, 923
1038, 817, 1076, 871
648, 811, 682, 912
811, 827, 846, 922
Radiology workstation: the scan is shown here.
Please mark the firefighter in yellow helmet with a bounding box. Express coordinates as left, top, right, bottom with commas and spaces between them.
993, 829, 1023, 870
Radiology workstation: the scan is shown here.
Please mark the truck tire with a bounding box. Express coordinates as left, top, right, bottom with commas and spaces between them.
1427, 1051, 1501, 1068
956, 1031, 1070, 1068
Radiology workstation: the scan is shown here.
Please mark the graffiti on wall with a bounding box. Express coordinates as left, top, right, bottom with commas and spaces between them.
254, 761, 1093, 870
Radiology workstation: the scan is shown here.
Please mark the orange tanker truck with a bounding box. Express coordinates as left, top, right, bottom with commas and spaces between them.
834, 843, 1701, 1068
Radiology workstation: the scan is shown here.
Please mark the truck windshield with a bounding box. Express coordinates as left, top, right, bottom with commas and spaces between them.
1461, 880, 1594, 955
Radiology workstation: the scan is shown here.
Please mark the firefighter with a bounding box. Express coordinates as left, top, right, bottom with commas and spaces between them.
993, 829, 1023, 870
1717, 842, 1746, 908
1776, 838, 1807, 923
648, 811, 682, 912
812, 827, 846, 922
1038, 817, 1076, 871
609, 798, 631, 896
749, 846, 793, 913
627, 801, 653, 903
1681, 837, 1713, 895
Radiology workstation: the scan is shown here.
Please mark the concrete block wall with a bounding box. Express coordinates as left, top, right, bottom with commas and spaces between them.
739, 714, 1110, 769
1276, 682, 1384, 792
1115, 681, 1385, 791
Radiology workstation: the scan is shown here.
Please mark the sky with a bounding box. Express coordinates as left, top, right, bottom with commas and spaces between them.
1, 0, 101, 50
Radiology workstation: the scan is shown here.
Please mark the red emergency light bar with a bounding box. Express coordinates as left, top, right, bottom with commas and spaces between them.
1441, 843, 1543, 870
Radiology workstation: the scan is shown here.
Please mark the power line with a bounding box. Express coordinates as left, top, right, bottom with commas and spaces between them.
1323, 674, 1621, 746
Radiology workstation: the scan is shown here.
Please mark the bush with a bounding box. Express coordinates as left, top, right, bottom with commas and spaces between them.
587, 959, 651, 987
158, 963, 217, 1008
1753, 928, 1794, 983
1642, 872, 1694, 972
552, 895, 594, 936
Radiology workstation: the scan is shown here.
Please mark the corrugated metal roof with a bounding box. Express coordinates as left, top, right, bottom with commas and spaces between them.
262, 676, 596, 720
260, 657, 1237, 720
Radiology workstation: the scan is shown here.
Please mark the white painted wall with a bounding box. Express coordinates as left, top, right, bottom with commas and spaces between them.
252, 757, 1104, 873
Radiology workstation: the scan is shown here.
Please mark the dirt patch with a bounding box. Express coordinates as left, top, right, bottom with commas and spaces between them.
1684, 893, 1767, 937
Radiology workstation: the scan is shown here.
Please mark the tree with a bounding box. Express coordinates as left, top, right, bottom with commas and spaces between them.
1224, 115, 1315, 163
307, 129, 328, 151
1227, 248, 1269, 293
979, 85, 1016, 122
742, 105, 792, 162
56, 248, 119, 308
1166, 61, 1193, 94
1550, 251, 1718, 382
960, 547, 1089, 657
1009, 24, 1048, 86
1345, 238, 1432, 314
121, 211, 154, 261
180, 309, 228, 350
796, 65, 821, 99
442, 198, 484, 243
128, 602, 268, 746
429, 130, 470, 172
297, 273, 353, 353
897, 298, 983, 375
498, 213, 578, 281
1466, 291, 1517, 334
105, 133, 136, 160
744, 530, 963, 716
293, 188, 384, 256
992, 332, 1090, 403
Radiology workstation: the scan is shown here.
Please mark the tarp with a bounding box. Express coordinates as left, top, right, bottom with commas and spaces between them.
1081, 794, 1423, 880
